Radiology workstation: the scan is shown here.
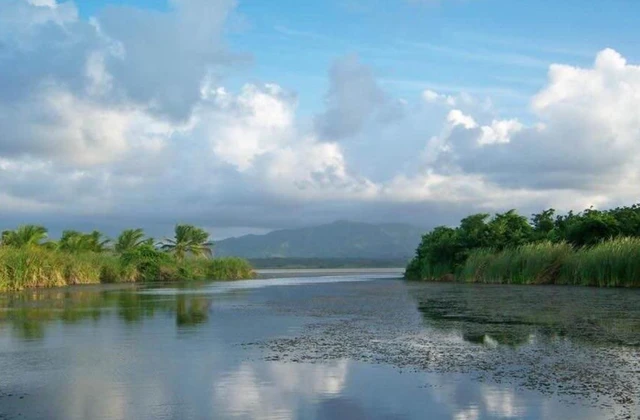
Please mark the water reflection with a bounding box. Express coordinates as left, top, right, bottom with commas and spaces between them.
214, 361, 349, 420
0, 277, 631, 419
411, 283, 640, 347
0, 286, 213, 340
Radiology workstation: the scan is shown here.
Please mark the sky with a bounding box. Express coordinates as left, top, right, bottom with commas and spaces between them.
1, 0, 640, 239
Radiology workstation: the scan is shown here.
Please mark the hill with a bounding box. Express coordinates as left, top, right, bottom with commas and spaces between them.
215, 221, 423, 260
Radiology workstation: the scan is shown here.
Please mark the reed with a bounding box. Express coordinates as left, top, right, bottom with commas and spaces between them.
0, 247, 255, 292
559, 237, 640, 287
456, 239, 640, 287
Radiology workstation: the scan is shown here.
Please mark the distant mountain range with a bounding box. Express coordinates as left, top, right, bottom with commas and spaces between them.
215, 221, 424, 260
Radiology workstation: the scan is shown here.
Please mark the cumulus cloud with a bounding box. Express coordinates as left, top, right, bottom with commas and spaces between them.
431, 48, 640, 193
0, 0, 638, 236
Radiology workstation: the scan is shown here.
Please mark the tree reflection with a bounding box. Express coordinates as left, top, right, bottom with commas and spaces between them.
0, 287, 215, 340
176, 295, 210, 327
411, 284, 640, 348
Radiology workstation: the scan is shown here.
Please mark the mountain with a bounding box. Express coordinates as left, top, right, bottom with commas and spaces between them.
214, 221, 424, 260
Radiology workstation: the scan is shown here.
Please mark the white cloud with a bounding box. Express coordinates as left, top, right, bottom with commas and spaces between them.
0, 0, 639, 235
478, 119, 523, 145
202, 84, 296, 172
448, 109, 478, 129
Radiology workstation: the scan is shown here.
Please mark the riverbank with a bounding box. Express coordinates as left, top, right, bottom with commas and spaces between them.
0, 247, 255, 292
405, 204, 640, 287
407, 238, 640, 287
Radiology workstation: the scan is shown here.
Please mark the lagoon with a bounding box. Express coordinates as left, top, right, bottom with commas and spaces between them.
0, 271, 638, 419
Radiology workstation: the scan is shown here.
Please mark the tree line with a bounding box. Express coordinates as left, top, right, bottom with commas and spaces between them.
406, 204, 640, 280
1, 224, 214, 260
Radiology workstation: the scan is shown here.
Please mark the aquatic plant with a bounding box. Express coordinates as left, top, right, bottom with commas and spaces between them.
459, 242, 573, 285
559, 237, 640, 287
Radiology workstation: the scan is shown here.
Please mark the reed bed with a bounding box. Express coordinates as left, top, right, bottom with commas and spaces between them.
559, 237, 640, 287
0, 247, 255, 292
455, 238, 640, 287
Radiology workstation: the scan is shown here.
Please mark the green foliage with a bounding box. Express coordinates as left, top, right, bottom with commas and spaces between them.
559, 237, 640, 287
115, 229, 153, 254
204, 257, 255, 280
0, 223, 253, 292
120, 244, 176, 282
406, 203, 640, 287
459, 242, 573, 285
1, 225, 49, 248
58, 230, 111, 253
160, 224, 214, 261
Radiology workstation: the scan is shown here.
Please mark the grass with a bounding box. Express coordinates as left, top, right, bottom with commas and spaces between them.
0, 247, 255, 292
459, 242, 573, 285
558, 237, 640, 287
411, 238, 640, 288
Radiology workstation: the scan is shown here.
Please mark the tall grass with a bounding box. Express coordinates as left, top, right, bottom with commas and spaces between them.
205, 257, 254, 280
0, 247, 255, 292
447, 238, 640, 288
559, 237, 640, 287
405, 258, 453, 282
459, 242, 573, 285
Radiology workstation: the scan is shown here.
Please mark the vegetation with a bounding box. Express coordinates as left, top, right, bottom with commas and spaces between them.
0, 224, 254, 292
406, 204, 640, 287
114, 228, 153, 253
160, 224, 214, 260
1, 225, 49, 248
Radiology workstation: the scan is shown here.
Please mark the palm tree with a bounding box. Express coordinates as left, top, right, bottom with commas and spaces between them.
160, 224, 214, 261
1, 225, 48, 248
115, 228, 153, 253
86, 230, 111, 253
58, 230, 111, 253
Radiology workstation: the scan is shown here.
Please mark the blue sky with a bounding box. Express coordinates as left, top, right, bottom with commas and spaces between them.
76, 0, 639, 117
1, 0, 640, 237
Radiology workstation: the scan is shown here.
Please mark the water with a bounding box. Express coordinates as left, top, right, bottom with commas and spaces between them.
0, 272, 638, 419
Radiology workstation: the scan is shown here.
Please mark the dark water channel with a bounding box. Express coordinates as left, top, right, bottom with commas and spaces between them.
0, 271, 638, 419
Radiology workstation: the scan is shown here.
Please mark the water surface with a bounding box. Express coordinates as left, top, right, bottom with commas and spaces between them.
0, 272, 638, 419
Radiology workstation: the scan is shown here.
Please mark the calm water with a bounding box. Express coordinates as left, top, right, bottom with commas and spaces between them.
0, 272, 639, 420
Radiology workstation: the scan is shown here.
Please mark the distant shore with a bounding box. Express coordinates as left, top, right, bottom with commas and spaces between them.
256, 267, 405, 278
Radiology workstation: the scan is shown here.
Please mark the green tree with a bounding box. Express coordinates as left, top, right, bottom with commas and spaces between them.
531, 209, 556, 241
563, 208, 620, 247
59, 230, 111, 253
115, 229, 153, 253
1, 225, 48, 248
160, 224, 214, 261
488, 210, 534, 249
458, 214, 492, 251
